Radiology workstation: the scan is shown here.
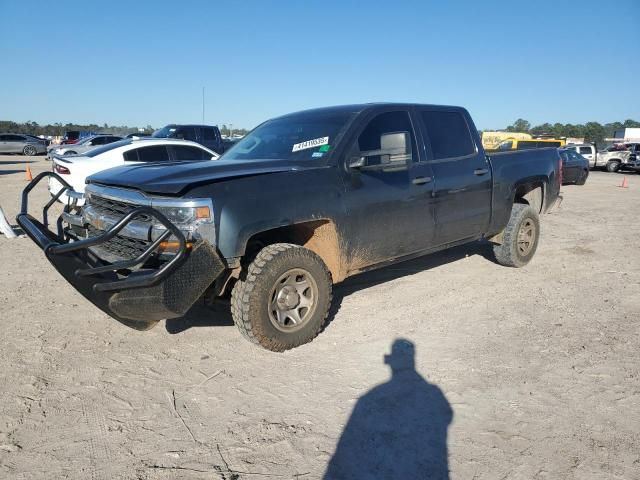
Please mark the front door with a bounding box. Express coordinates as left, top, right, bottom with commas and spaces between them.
341, 109, 436, 271
417, 108, 492, 245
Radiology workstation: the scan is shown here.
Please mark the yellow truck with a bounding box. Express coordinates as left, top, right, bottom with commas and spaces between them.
481, 131, 532, 150
496, 138, 566, 150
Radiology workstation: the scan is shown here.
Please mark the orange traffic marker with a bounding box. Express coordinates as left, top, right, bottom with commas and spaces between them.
25, 166, 33, 181
620, 176, 629, 189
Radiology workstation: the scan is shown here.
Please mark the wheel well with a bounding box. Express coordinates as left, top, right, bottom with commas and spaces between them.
244, 220, 346, 282
514, 183, 543, 213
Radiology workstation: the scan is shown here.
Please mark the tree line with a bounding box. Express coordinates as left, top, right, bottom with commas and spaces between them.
0, 120, 249, 138
501, 119, 640, 145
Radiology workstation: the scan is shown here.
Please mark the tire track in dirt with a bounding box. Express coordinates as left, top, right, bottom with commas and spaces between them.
82, 395, 117, 480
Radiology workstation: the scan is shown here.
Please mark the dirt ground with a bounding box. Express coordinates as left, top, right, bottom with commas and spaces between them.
1, 155, 639, 479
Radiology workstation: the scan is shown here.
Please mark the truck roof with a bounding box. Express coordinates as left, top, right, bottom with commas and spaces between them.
276, 103, 468, 120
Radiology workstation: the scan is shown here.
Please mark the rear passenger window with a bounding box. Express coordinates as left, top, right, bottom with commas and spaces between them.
134, 145, 170, 162
420, 111, 475, 159
171, 145, 210, 160
123, 149, 139, 161
579, 147, 592, 154
202, 127, 217, 141
178, 127, 197, 141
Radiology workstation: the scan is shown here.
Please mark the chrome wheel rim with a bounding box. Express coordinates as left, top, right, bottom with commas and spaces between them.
25, 146, 35, 156
517, 219, 536, 256
268, 268, 318, 332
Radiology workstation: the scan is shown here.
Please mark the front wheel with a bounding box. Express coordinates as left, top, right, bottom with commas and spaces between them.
606, 161, 620, 173
231, 243, 332, 352
493, 203, 540, 268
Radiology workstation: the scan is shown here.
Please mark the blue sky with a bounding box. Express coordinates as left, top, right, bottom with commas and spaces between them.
1, 0, 638, 130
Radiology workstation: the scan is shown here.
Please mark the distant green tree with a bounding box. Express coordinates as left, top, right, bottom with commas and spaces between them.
506, 119, 531, 133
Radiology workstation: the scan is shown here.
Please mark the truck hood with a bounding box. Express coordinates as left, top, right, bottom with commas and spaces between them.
86, 159, 324, 195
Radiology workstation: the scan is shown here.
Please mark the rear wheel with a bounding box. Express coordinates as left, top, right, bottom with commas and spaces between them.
493, 203, 540, 268
23, 145, 37, 156
606, 161, 620, 173
231, 243, 332, 352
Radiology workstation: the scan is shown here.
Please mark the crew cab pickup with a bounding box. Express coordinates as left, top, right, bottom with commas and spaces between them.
17, 104, 564, 352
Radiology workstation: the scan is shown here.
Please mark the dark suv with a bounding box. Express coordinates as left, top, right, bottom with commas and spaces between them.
152, 124, 224, 154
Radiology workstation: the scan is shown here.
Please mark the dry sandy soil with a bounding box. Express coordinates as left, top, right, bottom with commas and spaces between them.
1, 155, 639, 479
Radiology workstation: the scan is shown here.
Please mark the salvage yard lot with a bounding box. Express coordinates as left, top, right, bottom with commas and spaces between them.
1, 155, 639, 479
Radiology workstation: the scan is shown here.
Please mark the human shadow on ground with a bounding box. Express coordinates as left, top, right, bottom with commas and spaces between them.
166, 241, 494, 334
324, 338, 453, 479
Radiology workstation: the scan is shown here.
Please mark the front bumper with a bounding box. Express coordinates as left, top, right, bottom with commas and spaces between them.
16, 172, 225, 329
625, 161, 640, 172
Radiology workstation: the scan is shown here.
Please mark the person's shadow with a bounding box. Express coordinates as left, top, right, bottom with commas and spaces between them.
324, 339, 453, 480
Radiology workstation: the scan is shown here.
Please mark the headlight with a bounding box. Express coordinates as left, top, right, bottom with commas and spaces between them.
156, 205, 211, 226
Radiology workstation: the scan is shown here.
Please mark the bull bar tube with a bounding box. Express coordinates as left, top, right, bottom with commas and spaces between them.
16, 172, 225, 329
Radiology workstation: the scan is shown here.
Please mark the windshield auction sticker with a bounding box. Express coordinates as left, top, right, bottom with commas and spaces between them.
292, 136, 329, 152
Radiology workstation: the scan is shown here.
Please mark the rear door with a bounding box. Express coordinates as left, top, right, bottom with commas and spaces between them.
417, 108, 492, 245
341, 109, 436, 268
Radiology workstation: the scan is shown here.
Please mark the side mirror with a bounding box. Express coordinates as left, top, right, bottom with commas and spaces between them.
349, 131, 411, 171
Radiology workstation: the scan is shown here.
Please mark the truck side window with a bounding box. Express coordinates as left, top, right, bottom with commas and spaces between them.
579, 147, 592, 155
356, 111, 415, 165
421, 111, 475, 159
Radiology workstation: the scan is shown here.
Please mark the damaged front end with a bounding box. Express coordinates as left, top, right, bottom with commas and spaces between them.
16, 172, 225, 330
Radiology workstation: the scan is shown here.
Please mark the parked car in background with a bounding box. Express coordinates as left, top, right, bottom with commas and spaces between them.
152, 124, 224, 154
563, 143, 596, 167
0, 133, 47, 155
61, 130, 100, 145
596, 144, 638, 172
47, 135, 124, 159
558, 148, 589, 185
49, 138, 219, 204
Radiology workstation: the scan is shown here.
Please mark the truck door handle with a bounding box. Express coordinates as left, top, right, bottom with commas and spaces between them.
412, 176, 432, 185
474, 168, 489, 176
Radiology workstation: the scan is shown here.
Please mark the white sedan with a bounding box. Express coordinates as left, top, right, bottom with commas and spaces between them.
49, 138, 219, 205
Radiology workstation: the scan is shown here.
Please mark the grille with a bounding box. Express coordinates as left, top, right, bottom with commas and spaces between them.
87, 224, 151, 260
88, 195, 152, 222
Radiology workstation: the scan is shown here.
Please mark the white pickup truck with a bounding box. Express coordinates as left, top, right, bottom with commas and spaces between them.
564, 143, 640, 172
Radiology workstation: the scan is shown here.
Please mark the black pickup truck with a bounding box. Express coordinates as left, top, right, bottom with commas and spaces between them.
18, 103, 563, 352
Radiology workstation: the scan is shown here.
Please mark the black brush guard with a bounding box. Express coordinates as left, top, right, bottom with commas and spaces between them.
16, 172, 225, 329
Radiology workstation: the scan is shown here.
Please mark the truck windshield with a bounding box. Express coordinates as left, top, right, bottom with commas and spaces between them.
222, 111, 356, 161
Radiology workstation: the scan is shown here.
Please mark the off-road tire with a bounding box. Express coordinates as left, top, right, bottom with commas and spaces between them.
606, 161, 620, 173
231, 243, 332, 352
23, 145, 37, 156
493, 203, 540, 268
